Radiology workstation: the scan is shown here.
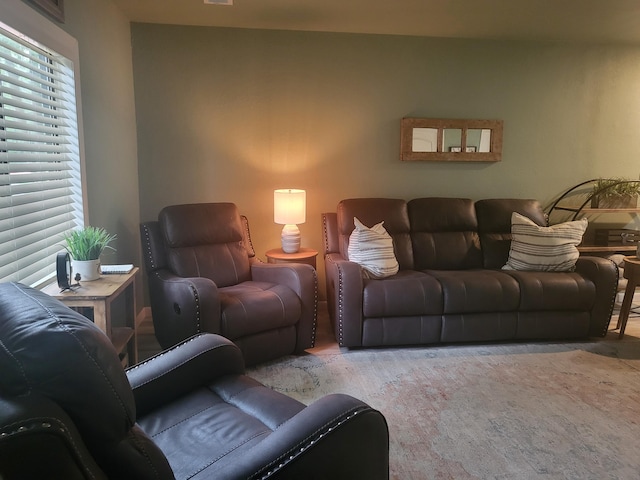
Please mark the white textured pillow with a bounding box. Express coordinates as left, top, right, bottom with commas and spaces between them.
503, 212, 588, 272
348, 217, 399, 279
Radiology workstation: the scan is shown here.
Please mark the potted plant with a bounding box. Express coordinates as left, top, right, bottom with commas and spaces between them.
591, 178, 640, 209
63, 226, 116, 281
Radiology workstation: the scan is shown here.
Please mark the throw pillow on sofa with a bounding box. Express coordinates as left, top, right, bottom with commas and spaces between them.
348, 217, 399, 278
503, 212, 588, 272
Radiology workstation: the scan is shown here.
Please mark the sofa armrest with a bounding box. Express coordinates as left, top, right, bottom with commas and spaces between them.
575, 255, 618, 336
147, 270, 221, 349
127, 334, 245, 417
251, 262, 318, 352
0, 395, 107, 480
215, 393, 389, 480
324, 253, 364, 347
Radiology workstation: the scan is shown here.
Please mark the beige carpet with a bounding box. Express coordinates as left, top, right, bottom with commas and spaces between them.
247, 306, 640, 479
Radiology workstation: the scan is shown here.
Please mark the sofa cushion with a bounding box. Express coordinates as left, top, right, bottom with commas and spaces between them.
503, 213, 587, 272
337, 198, 413, 270
426, 269, 520, 313
515, 311, 591, 339
362, 270, 443, 317
441, 312, 519, 342
348, 217, 399, 278
475, 199, 547, 269
504, 270, 595, 311
408, 198, 483, 270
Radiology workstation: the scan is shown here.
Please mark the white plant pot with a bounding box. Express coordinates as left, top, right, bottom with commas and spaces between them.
71, 259, 101, 282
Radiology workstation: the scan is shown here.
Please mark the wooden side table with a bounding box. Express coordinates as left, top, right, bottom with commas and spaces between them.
616, 256, 640, 338
265, 247, 318, 269
41, 268, 139, 365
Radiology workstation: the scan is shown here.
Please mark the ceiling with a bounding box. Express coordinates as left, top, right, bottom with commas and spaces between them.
110, 0, 640, 45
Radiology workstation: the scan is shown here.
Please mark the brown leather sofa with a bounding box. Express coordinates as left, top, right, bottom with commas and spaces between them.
0, 282, 389, 479
322, 197, 618, 348
140, 203, 317, 366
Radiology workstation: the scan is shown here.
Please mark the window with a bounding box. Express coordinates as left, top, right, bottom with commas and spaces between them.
0, 20, 84, 287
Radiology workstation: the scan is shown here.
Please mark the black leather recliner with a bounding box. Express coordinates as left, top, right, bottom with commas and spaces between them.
0, 282, 390, 479
140, 202, 318, 366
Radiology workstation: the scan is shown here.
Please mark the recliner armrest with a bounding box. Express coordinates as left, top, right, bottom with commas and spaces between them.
0, 394, 107, 480
127, 334, 245, 417
146, 270, 222, 349
214, 393, 389, 480
251, 262, 318, 352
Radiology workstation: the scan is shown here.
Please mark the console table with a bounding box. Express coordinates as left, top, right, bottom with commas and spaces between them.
41, 268, 139, 366
616, 256, 640, 339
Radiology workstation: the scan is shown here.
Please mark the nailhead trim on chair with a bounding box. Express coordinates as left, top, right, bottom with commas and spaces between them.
141, 224, 156, 270
321, 214, 330, 256
255, 408, 364, 479
1, 417, 94, 473
311, 268, 318, 347
336, 259, 345, 346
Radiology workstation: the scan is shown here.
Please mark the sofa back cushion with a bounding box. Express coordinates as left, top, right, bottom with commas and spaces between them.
408, 198, 483, 270
337, 198, 413, 270
475, 198, 547, 269
159, 203, 251, 287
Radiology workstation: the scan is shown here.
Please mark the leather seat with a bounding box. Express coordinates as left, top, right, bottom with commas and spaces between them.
0, 282, 389, 480
140, 203, 317, 366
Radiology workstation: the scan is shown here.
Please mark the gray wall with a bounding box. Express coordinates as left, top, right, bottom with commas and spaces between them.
61, 0, 140, 270
131, 24, 640, 294
31, 0, 640, 303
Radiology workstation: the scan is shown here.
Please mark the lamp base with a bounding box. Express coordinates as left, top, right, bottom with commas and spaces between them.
281, 224, 301, 253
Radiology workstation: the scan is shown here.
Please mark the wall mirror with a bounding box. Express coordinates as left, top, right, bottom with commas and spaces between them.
401, 118, 503, 162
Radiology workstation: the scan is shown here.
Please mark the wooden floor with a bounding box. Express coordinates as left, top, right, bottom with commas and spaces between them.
137, 314, 162, 362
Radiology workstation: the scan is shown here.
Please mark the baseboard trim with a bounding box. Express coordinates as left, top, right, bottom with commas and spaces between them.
137, 306, 151, 325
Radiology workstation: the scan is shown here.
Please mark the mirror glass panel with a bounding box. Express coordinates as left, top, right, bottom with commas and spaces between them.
412, 127, 438, 152
467, 128, 492, 153
443, 128, 462, 152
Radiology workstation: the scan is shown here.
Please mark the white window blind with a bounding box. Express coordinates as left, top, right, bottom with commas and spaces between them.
0, 23, 83, 287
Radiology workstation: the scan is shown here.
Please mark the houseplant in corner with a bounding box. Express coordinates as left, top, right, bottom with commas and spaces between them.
63, 226, 116, 281
590, 178, 640, 209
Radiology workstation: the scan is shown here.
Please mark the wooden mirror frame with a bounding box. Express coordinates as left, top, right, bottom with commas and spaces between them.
400, 118, 503, 162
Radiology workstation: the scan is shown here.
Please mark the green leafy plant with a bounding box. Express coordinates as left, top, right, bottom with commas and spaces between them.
63, 226, 116, 261
592, 178, 640, 198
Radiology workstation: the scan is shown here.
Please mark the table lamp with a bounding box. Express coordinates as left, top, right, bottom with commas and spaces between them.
274, 189, 306, 253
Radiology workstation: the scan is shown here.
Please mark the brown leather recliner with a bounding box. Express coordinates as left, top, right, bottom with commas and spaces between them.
0, 282, 389, 480
140, 203, 317, 366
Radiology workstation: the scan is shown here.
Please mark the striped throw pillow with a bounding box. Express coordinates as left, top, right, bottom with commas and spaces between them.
503, 212, 587, 272
348, 217, 399, 278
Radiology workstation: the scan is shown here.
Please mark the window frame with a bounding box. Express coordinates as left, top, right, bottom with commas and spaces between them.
0, 0, 86, 287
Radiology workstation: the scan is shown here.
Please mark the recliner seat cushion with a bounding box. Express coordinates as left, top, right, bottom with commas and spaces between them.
219, 282, 302, 339
426, 269, 521, 313
137, 375, 305, 479
362, 271, 443, 317
504, 270, 596, 311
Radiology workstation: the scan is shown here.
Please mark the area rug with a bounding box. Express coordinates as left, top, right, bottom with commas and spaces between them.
247, 309, 640, 479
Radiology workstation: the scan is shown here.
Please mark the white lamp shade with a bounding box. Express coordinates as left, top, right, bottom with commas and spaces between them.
274, 189, 306, 225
